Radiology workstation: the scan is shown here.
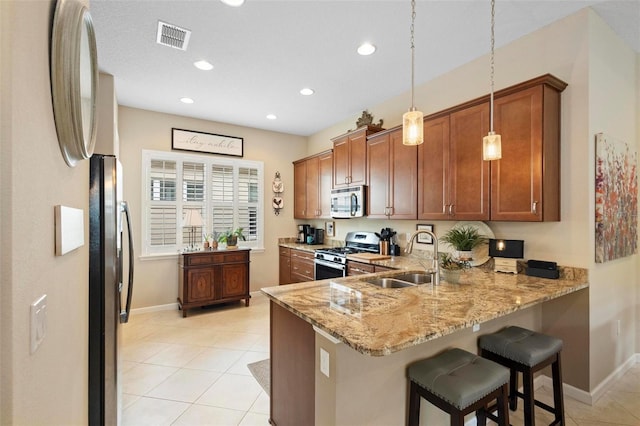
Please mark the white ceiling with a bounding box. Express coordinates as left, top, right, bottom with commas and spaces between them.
90, 0, 640, 137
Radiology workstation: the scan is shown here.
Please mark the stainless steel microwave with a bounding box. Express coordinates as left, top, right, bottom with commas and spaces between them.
330, 186, 366, 218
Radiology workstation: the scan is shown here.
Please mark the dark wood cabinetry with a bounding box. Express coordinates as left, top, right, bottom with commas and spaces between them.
279, 247, 293, 285
346, 261, 394, 276
332, 125, 383, 188
419, 74, 565, 222
270, 302, 315, 426
418, 104, 490, 221
490, 77, 565, 221
178, 249, 250, 317
293, 150, 333, 219
289, 248, 315, 283
367, 128, 418, 219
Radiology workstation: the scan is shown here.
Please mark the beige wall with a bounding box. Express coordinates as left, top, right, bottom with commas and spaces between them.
587, 10, 639, 388
1, 0, 89, 423
118, 107, 307, 308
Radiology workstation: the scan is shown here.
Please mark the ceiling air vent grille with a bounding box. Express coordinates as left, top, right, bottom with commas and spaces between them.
156, 21, 191, 51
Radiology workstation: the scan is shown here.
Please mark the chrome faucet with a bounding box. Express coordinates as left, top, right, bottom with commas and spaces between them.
405, 230, 440, 285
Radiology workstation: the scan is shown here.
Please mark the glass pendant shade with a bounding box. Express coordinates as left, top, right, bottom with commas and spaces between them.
402, 109, 424, 146
483, 131, 502, 160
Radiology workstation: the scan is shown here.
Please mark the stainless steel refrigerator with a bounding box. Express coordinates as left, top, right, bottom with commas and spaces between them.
89, 154, 134, 425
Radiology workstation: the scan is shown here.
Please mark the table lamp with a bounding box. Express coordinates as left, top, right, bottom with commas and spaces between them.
182, 209, 203, 251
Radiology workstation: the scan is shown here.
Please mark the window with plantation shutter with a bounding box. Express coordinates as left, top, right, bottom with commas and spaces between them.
142, 150, 264, 255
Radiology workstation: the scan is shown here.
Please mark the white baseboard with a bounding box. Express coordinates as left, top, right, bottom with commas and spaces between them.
129, 291, 265, 316
539, 352, 640, 406
130, 302, 179, 316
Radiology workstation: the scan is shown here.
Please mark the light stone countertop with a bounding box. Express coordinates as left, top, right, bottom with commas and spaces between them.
261, 265, 589, 357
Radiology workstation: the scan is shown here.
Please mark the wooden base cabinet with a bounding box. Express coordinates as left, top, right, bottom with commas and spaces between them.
178, 249, 250, 317
279, 247, 293, 284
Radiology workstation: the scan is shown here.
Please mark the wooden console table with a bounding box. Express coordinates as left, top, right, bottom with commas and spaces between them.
178, 248, 251, 317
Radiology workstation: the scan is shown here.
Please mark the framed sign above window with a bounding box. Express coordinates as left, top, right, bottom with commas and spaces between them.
172, 128, 243, 157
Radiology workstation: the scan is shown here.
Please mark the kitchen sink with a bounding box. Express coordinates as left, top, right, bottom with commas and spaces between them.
392, 273, 433, 285
364, 277, 416, 289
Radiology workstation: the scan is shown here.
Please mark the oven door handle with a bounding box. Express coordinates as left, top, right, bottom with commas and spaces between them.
314, 258, 346, 271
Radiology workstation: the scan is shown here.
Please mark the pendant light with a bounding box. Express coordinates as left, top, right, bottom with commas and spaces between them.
402, 0, 424, 146
483, 0, 502, 160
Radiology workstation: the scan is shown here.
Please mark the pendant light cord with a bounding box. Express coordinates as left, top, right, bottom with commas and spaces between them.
410, 0, 416, 111
489, 0, 496, 132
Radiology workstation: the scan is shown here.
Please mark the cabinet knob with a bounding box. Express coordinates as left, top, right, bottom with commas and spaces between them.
532, 201, 539, 215
448, 204, 454, 215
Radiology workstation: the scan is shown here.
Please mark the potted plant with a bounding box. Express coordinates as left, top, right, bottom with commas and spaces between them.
218, 228, 246, 249
439, 225, 487, 261
438, 252, 466, 284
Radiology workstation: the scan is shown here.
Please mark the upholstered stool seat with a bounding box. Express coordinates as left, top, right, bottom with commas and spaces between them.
407, 348, 510, 426
478, 326, 565, 426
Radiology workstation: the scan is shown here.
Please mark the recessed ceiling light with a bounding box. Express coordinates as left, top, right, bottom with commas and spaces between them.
193, 60, 214, 71
220, 0, 244, 6
266, 114, 277, 120
357, 42, 376, 56
180, 97, 194, 104
300, 88, 315, 96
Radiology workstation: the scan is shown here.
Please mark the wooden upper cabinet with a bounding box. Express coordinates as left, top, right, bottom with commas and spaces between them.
293, 150, 333, 219
418, 105, 489, 221
449, 103, 490, 220
318, 151, 333, 218
368, 128, 417, 219
332, 125, 383, 188
419, 115, 449, 220
490, 77, 565, 221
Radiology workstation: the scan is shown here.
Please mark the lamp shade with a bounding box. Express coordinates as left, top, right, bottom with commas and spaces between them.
483, 131, 502, 160
402, 109, 424, 146
182, 209, 203, 227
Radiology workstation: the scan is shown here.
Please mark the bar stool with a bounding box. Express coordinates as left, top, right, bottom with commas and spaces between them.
407, 348, 510, 426
478, 326, 565, 426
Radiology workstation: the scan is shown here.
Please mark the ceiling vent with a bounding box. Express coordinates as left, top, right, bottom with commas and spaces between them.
156, 21, 191, 51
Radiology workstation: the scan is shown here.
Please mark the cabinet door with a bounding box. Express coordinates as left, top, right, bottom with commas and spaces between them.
366, 132, 391, 218
491, 85, 554, 221
449, 103, 490, 220
348, 131, 368, 186
347, 261, 374, 276
333, 136, 349, 188
419, 116, 450, 220
389, 129, 417, 219
305, 156, 320, 218
220, 263, 248, 299
293, 160, 307, 219
317, 151, 333, 218
185, 268, 215, 303
279, 254, 292, 285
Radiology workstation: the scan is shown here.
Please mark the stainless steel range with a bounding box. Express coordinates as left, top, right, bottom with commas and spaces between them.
314, 231, 380, 280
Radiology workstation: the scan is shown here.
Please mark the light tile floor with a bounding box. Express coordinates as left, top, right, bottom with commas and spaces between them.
122, 292, 640, 425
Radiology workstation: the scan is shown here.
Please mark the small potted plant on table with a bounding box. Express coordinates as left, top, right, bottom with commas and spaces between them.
439, 225, 487, 261
218, 228, 246, 249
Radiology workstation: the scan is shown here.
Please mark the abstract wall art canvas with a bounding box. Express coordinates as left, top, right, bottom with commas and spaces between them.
595, 133, 638, 263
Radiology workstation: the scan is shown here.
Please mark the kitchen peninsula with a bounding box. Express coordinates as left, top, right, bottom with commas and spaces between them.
261, 266, 588, 425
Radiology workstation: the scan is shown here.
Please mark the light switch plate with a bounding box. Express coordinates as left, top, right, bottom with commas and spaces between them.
31, 294, 47, 354
320, 348, 330, 377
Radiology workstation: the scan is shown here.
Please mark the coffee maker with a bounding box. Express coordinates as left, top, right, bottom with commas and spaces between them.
297, 224, 312, 243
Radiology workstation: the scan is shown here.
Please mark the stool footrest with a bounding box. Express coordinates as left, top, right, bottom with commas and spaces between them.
512, 390, 556, 414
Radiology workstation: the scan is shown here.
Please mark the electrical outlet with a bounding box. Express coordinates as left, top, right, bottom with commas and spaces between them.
320, 348, 330, 377
30, 294, 47, 354
472, 324, 480, 333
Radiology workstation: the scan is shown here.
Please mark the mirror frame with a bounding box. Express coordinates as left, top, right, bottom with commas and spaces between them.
51, 0, 98, 167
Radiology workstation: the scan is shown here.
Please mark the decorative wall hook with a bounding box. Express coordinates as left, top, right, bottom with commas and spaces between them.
272, 171, 284, 215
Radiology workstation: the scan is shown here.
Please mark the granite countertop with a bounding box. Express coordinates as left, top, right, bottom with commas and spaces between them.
261, 266, 589, 357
